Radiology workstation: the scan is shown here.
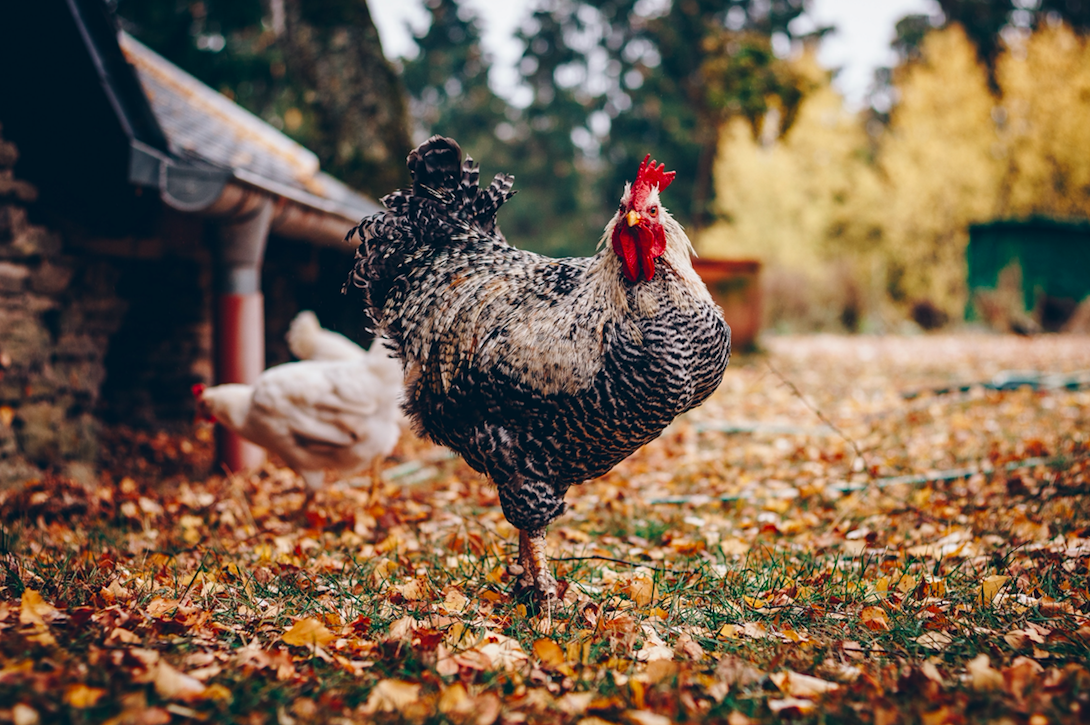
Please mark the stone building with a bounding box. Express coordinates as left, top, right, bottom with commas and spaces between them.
0, 0, 380, 485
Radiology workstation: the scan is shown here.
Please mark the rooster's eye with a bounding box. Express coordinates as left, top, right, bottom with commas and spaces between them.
648, 207, 658, 217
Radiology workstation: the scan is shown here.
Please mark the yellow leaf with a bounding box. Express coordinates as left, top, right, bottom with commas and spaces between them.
438, 683, 470, 716
718, 623, 739, 639
533, 638, 565, 667
898, 575, 918, 594
980, 575, 1010, 605
282, 618, 336, 648
19, 590, 58, 627
860, 606, 890, 631
64, 684, 106, 709
361, 679, 421, 714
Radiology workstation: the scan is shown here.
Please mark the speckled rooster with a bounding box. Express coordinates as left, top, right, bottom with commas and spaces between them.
346, 136, 730, 603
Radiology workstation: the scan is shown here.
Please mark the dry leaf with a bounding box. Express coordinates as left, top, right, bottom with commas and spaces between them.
1003, 656, 1044, 701
861, 606, 890, 631
967, 654, 1004, 691
12, 704, 39, 725
361, 679, 421, 714
769, 670, 840, 697
768, 698, 816, 716
442, 588, 469, 613
626, 711, 672, 725
154, 662, 208, 701
282, 618, 336, 647
533, 638, 565, 667
64, 684, 107, 709
19, 590, 59, 626
915, 632, 952, 650
980, 575, 1010, 605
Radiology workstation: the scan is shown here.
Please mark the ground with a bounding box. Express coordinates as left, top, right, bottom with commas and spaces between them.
1, 333, 1089, 725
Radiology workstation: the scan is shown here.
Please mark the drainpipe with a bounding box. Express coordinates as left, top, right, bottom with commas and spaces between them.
214, 194, 273, 471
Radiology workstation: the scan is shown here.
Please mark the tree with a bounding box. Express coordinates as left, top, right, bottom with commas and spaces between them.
116, 0, 411, 199
533, 0, 815, 229
995, 23, 1090, 219
937, 0, 1090, 89
874, 26, 1003, 316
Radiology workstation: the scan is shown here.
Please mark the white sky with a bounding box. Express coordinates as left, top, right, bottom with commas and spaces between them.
370, 0, 943, 110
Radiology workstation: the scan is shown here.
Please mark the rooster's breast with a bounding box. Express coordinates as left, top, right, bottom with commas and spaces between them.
407, 285, 729, 489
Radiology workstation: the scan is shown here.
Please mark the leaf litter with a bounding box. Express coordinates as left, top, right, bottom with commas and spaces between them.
1, 333, 1089, 723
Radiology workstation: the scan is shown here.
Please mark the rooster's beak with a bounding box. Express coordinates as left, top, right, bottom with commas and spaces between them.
626, 210, 641, 227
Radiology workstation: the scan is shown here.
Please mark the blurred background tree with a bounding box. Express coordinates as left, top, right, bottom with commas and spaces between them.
116, 0, 1090, 330
115, 0, 412, 199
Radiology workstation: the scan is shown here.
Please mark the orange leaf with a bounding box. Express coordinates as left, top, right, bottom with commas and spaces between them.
282, 618, 336, 647
861, 606, 890, 631
532, 638, 565, 667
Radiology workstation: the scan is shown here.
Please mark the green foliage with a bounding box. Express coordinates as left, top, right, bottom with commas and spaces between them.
116, 0, 411, 199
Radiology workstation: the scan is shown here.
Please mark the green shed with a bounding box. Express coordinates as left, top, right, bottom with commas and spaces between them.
967, 218, 1090, 329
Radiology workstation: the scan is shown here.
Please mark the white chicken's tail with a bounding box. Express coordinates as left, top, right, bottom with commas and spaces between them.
287, 311, 366, 362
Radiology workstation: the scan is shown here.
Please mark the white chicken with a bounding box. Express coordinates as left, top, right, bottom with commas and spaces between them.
286, 310, 368, 362
195, 311, 403, 506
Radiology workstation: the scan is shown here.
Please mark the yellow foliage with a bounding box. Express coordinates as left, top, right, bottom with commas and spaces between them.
701, 50, 876, 272
878, 25, 1003, 316
997, 24, 1090, 219
703, 23, 1090, 326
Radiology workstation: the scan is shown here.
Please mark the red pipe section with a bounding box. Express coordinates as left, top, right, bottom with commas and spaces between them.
215, 292, 267, 471
213, 196, 273, 472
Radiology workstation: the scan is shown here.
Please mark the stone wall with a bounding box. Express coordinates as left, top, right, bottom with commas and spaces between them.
0, 128, 129, 484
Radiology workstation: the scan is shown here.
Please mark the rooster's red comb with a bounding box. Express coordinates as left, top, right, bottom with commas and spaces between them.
634, 155, 675, 195
191, 383, 207, 398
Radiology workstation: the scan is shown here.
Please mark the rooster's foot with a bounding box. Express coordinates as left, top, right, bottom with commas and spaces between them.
513, 529, 557, 606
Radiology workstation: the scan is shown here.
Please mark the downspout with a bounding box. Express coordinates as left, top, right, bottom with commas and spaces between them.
213, 193, 273, 471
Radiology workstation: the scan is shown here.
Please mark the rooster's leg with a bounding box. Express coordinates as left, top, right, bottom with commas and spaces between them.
513, 528, 557, 602
367, 458, 384, 505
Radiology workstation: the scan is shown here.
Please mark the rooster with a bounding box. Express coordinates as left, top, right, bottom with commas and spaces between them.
346, 136, 730, 602
194, 312, 403, 507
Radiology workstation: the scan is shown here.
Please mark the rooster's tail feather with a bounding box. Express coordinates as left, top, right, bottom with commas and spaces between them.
344, 136, 516, 328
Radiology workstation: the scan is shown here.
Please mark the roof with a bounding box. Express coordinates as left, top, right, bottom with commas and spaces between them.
118, 32, 379, 224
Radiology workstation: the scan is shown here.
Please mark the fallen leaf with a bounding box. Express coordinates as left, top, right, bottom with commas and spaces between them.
767, 698, 815, 716
19, 590, 59, 626
442, 588, 469, 613
533, 638, 565, 667
769, 670, 840, 697
980, 575, 1010, 605
861, 606, 890, 631
361, 679, 421, 714
154, 662, 207, 701
1003, 656, 1044, 701
967, 654, 1004, 691
12, 704, 39, 725
626, 711, 672, 725
282, 618, 336, 647
915, 632, 952, 650
64, 684, 107, 708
